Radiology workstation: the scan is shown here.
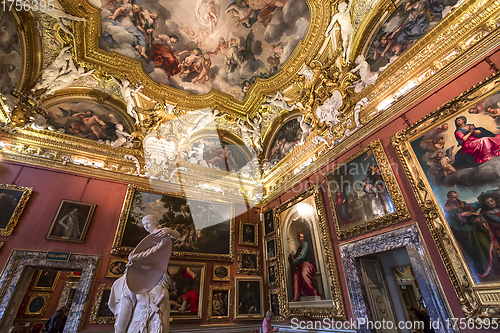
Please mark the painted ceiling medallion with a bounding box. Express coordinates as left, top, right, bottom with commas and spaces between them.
98, 0, 310, 100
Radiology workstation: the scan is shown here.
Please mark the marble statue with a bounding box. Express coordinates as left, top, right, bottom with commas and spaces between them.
247, 113, 263, 154
316, 90, 343, 127
325, 0, 354, 62
236, 118, 256, 155
109, 215, 180, 333
261, 91, 295, 111
112, 76, 142, 125
32, 46, 73, 96
298, 115, 312, 145
350, 55, 378, 93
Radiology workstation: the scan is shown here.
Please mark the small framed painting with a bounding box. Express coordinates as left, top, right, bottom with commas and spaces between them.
265, 238, 276, 261
33, 270, 61, 291
237, 249, 260, 275
263, 208, 275, 236
213, 264, 231, 282
90, 284, 114, 324
208, 285, 231, 320
234, 276, 264, 320
239, 220, 258, 247
105, 258, 128, 278
45, 199, 96, 243
25, 293, 51, 316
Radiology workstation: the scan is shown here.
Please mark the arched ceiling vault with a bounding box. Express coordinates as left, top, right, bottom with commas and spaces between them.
0, 0, 499, 203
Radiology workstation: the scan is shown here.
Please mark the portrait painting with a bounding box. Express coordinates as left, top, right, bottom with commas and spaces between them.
237, 249, 260, 274
105, 258, 128, 278
44, 100, 133, 142
366, 0, 460, 74
325, 140, 410, 239
263, 208, 275, 236
0, 184, 33, 236
90, 284, 115, 324
25, 293, 51, 316
212, 264, 230, 282
265, 238, 276, 261
269, 291, 281, 318
188, 138, 249, 172
112, 185, 234, 260
275, 185, 346, 318
266, 262, 278, 287
392, 74, 500, 315
98, 0, 309, 100
167, 261, 206, 320
239, 220, 258, 247
45, 199, 96, 243
267, 117, 302, 165
234, 276, 264, 319
0, 11, 22, 97
33, 270, 61, 291
208, 286, 231, 320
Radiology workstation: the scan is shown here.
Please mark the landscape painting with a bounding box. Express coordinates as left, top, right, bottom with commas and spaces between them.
112, 185, 234, 260
98, 0, 310, 100
44, 101, 133, 142
410, 90, 500, 283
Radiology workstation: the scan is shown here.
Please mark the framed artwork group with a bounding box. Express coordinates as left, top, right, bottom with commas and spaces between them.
392, 72, 500, 315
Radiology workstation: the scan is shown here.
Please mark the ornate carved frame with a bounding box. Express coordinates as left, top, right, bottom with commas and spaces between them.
391, 72, 500, 317
238, 220, 259, 247
0, 184, 33, 236
324, 139, 410, 239
236, 249, 260, 275
207, 285, 232, 321
0, 249, 100, 332
274, 184, 345, 319
340, 224, 457, 333
89, 284, 114, 324
233, 276, 264, 320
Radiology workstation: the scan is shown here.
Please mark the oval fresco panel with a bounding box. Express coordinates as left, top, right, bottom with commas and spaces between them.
267, 116, 301, 165
45, 100, 132, 142
99, 0, 310, 100
0, 11, 22, 95
366, 0, 459, 73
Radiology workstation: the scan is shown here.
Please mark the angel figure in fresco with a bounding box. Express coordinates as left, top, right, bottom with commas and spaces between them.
149, 32, 188, 78
444, 191, 496, 278
454, 116, 500, 165
227, 0, 290, 28
192, 54, 212, 84
196, 0, 220, 34
325, 0, 354, 62
111, 76, 142, 124
247, 113, 263, 154
434, 148, 457, 176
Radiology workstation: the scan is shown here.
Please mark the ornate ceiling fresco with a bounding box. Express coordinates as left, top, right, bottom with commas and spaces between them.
0, 0, 500, 205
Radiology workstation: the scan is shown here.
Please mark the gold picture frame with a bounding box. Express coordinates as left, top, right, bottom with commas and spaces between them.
0, 184, 33, 236
111, 185, 235, 261
263, 208, 275, 236
239, 220, 258, 247
236, 249, 260, 275
207, 285, 232, 320
274, 184, 345, 319
45, 199, 96, 243
265, 238, 276, 261
33, 270, 61, 291
266, 261, 278, 288
391, 72, 500, 317
234, 276, 264, 320
104, 258, 128, 278
169, 261, 206, 321
90, 284, 114, 324
212, 264, 231, 282
25, 293, 51, 316
268, 289, 284, 321
324, 140, 410, 240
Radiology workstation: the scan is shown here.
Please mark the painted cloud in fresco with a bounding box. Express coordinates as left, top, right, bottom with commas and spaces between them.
99, 0, 309, 100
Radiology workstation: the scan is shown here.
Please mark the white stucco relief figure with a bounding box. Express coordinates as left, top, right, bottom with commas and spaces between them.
261, 91, 295, 111
109, 215, 180, 333
185, 108, 221, 139
188, 143, 208, 167
298, 115, 312, 145
31, 46, 73, 97
316, 90, 343, 127
247, 113, 263, 154
325, 0, 354, 62
344, 97, 369, 138
236, 118, 256, 155
350, 55, 378, 93
112, 76, 142, 125
105, 124, 134, 148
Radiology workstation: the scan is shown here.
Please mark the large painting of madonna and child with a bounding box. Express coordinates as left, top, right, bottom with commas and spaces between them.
98, 0, 310, 100
111, 185, 234, 260
392, 74, 500, 315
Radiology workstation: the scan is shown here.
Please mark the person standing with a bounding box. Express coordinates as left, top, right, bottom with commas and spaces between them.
44, 305, 68, 333
58, 206, 81, 239
262, 310, 279, 333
